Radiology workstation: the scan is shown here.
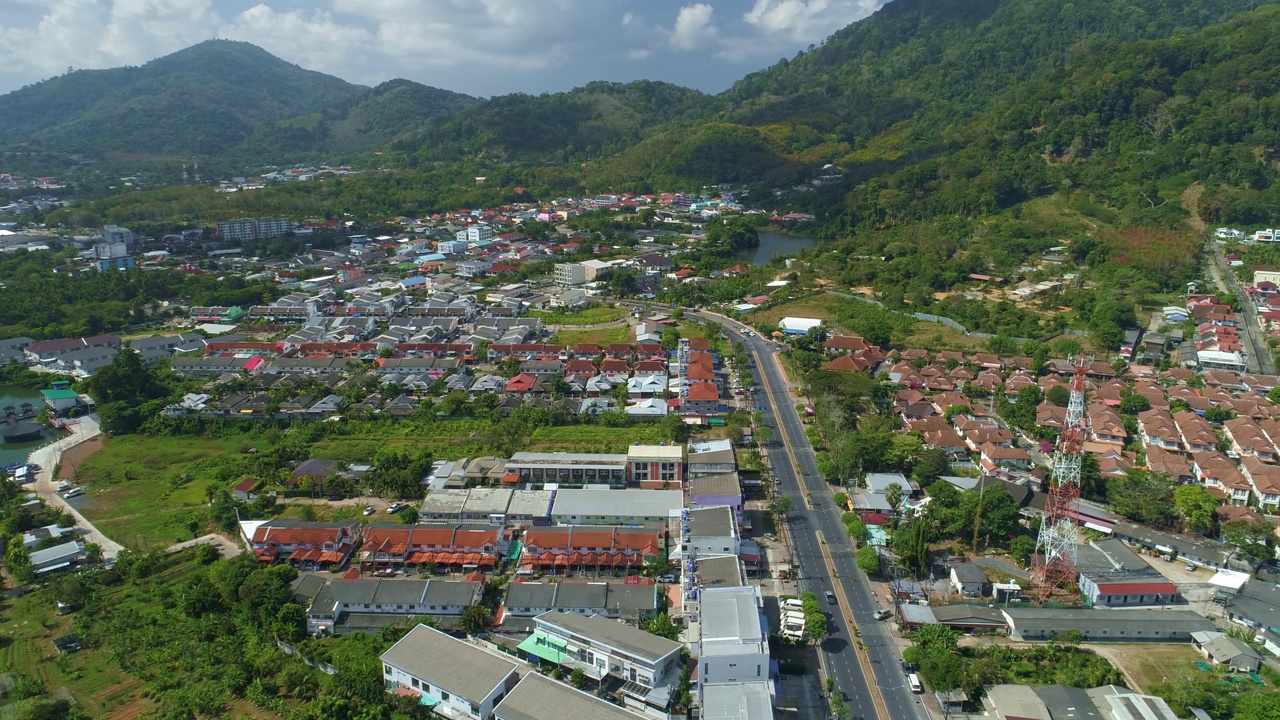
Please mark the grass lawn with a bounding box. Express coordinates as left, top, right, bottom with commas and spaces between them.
553, 325, 633, 345
752, 294, 848, 334
527, 306, 629, 326
901, 322, 988, 351
1098, 643, 1205, 692
73, 434, 242, 550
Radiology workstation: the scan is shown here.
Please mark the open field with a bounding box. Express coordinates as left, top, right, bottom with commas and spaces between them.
900, 322, 988, 351
72, 435, 240, 549
528, 424, 668, 452
1088, 643, 1205, 693
751, 294, 848, 333
552, 325, 632, 345
527, 306, 629, 326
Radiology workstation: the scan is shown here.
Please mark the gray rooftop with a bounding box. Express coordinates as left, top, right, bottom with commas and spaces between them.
1086, 686, 1179, 720
381, 625, 517, 701
949, 562, 987, 584
687, 506, 735, 537
693, 555, 745, 590
864, 472, 910, 495
985, 684, 1050, 720
463, 487, 514, 514
1228, 579, 1280, 629
496, 673, 645, 720
535, 612, 680, 663
508, 452, 627, 465
1003, 608, 1214, 632
421, 488, 470, 515
688, 473, 741, 498
700, 681, 774, 720
699, 587, 764, 655
551, 489, 683, 518
506, 489, 554, 518
1089, 538, 1150, 572
1035, 685, 1101, 720
312, 579, 480, 612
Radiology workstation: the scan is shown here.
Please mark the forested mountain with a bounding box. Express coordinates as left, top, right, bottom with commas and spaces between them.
412, 81, 711, 164
0, 40, 472, 162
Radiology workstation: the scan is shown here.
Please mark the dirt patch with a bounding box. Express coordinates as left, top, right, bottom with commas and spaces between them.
56, 435, 104, 479
1181, 182, 1206, 233
106, 699, 156, 720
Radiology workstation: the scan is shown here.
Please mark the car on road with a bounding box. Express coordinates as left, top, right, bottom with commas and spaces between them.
901, 661, 913, 674
874, 609, 893, 620
56, 481, 73, 493
63, 487, 86, 499
759, 404, 768, 410
326, 494, 344, 501
825, 590, 837, 605
363, 506, 375, 516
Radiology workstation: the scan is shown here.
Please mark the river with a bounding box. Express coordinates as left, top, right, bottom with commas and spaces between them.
750, 231, 816, 265
0, 385, 65, 468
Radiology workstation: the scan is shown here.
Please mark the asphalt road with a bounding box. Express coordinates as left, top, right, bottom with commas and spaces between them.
653, 304, 929, 720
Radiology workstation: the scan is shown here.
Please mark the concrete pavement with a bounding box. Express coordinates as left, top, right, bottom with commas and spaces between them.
26, 415, 126, 562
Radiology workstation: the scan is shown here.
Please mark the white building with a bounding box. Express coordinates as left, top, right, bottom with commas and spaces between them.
457, 225, 495, 244
102, 225, 134, 246
697, 586, 771, 688
521, 612, 682, 717
381, 625, 520, 720
679, 505, 739, 559
554, 263, 588, 286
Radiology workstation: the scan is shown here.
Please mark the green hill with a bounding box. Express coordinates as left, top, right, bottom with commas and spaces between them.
0, 40, 472, 162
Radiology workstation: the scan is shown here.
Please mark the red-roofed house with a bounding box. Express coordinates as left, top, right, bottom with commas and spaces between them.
359, 524, 504, 569
249, 520, 359, 569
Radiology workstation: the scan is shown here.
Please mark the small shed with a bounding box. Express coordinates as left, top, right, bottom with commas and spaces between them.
1194, 631, 1262, 672
53, 634, 82, 655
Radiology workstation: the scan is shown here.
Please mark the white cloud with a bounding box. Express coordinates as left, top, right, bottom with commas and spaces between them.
0, 0, 891, 97
743, 0, 879, 41
669, 3, 715, 51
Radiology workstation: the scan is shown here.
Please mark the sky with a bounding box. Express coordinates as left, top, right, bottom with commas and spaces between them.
0, 0, 888, 97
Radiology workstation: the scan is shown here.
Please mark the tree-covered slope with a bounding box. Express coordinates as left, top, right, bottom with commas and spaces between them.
414, 80, 712, 164
241, 79, 479, 160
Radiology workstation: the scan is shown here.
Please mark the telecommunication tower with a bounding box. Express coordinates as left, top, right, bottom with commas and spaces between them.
1032, 354, 1091, 600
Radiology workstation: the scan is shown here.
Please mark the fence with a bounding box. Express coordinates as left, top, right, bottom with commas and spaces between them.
276, 639, 336, 675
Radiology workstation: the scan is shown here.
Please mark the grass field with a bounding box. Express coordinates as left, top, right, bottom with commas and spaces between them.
528, 424, 667, 452
752, 294, 848, 333
1095, 643, 1204, 692
73, 435, 241, 549
527, 306, 629, 326
552, 325, 632, 345
901, 322, 988, 351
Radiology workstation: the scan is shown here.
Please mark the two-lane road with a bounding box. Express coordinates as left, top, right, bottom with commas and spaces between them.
661, 305, 928, 720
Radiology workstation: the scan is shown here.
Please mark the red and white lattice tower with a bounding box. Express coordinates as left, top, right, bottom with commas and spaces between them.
1032, 355, 1091, 601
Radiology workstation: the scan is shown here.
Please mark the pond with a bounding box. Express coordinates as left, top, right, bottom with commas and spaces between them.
0, 385, 61, 468
750, 231, 817, 265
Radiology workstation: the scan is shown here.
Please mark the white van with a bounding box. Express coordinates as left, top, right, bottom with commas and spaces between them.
783, 611, 807, 626
781, 598, 804, 612
908, 674, 923, 694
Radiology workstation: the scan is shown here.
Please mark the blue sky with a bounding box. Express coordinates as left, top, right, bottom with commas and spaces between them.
0, 0, 887, 97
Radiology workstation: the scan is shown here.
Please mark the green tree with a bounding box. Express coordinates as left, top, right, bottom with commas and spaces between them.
1107, 469, 1175, 527
276, 602, 307, 642
885, 482, 906, 513
1203, 406, 1236, 423
5, 542, 33, 583
460, 604, 494, 634
806, 612, 828, 640
856, 545, 880, 576
1221, 519, 1275, 563
644, 612, 680, 640
569, 667, 589, 689
1010, 535, 1037, 566
1046, 384, 1070, 407
912, 448, 950, 484
1118, 393, 1151, 415
1173, 484, 1217, 536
